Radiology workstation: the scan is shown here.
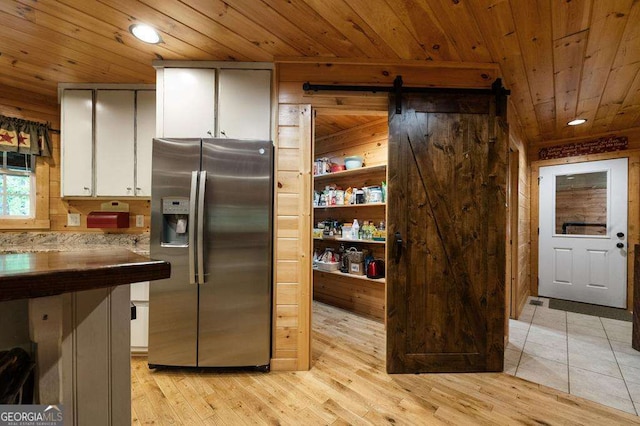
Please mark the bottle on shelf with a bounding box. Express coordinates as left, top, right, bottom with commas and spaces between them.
352, 219, 360, 240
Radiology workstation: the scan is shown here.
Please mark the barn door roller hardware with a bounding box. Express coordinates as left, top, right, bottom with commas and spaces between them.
302, 77, 510, 115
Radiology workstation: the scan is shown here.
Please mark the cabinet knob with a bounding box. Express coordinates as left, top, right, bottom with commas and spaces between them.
83, 186, 90, 191
136, 187, 142, 191
127, 187, 132, 191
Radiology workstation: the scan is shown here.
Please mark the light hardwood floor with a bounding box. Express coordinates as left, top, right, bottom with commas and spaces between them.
131, 302, 640, 425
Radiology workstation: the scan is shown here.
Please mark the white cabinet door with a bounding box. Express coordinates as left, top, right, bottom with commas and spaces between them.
61, 90, 93, 197
131, 304, 149, 353
95, 90, 135, 197
135, 91, 155, 197
130, 281, 149, 301
218, 69, 271, 140
161, 68, 216, 138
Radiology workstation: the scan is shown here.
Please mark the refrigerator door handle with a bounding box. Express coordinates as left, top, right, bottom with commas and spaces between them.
188, 171, 198, 285
197, 171, 207, 284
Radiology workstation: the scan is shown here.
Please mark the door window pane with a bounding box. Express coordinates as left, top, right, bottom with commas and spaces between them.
555, 171, 607, 235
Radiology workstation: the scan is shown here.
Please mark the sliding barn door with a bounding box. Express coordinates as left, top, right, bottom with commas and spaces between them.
386, 91, 507, 373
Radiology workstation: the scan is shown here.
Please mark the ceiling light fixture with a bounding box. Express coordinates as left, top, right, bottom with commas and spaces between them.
567, 118, 587, 126
129, 24, 162, 44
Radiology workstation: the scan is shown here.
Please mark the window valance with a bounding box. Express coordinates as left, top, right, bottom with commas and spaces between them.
0, 115, 51, 157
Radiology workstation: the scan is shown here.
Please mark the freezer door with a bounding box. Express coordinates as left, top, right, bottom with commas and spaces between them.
149, 138, 201, 367
198, 138, 273, 367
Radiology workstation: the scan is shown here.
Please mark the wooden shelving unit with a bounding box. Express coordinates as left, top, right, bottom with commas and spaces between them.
313, 164, 387, 183
312, 140, 387, 322
313, 268, 385, 284
314, 236, 385, 244
314, 202, 385, 209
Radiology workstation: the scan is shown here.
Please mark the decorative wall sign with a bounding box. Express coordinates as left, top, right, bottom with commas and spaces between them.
538, 136, 628, 160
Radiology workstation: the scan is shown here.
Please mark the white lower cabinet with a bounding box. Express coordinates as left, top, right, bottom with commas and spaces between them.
130, 281, 149, 353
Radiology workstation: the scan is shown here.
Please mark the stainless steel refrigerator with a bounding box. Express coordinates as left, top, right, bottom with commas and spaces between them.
148, 138, 273, 368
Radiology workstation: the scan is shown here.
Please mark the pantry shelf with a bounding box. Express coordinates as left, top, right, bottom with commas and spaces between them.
314, 203, 385, 209
313, 164, 386, 183
313, 237, 386, 245
313, 268, 385, 284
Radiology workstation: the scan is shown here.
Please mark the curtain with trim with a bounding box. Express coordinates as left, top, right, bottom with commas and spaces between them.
0, 114, 51, 157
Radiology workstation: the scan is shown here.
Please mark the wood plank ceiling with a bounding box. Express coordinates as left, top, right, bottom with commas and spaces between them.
0, 0, 639, 144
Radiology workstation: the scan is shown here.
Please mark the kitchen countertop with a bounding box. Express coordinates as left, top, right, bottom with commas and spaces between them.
0, 248, 170, 302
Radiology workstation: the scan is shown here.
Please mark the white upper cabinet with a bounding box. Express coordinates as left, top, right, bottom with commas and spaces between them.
61, 90, 93, 197
60, 87, 155, 198
135, 91, 156, 197
218, 69, 271, 140
95, 90, 136, 197
160, 68, 216, 138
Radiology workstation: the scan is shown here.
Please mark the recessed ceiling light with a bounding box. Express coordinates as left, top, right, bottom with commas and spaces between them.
129, 24, 162, 44
567, 118, 587, 126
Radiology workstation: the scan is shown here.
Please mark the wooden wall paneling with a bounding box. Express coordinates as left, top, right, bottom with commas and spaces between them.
627, 154, 640, 311
552, 0, 592, 40
11, 0, 186, 64
576, 1, 633, 138
418, 0, 493, 62
507, 104, 531, 320
296, 0, 398, 58
164, 0, 302, 58
278, 83, 389, 112
0, 2, 154, 79
344, 1, 433, 60
259, 0, 366, 58
276, 60, 499, 89
591, 2, 640, 134
555, 188, 607, 234
530, 149, 640, 310
222, 0, 334, 57
315, 118, 388, 156
553, 30, 588, 137
313, 271, 385, 321
466, 1, 542, 142
511, 0, 555, 139
272, 101, 312, 371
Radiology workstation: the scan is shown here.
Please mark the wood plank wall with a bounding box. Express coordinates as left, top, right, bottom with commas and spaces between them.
555, 188, 607, 235
272, 102, 312, 371
507, 105, 531, 319
0, 87, 149, 234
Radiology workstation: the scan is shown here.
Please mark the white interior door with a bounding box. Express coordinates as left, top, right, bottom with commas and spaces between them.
539, 158, 628, 308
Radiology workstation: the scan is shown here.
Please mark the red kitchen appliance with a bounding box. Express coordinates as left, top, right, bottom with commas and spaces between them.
87, 201, 130, 228
366, 259, 385, 279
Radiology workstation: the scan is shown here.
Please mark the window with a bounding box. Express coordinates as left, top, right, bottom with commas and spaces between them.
0, 152, 34, 218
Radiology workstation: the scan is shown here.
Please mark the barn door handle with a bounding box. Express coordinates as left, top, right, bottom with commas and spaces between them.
394, 232, 403, 264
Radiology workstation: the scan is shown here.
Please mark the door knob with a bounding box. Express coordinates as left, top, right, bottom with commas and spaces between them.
616, 242, 624, 248
617, 232, 625, 238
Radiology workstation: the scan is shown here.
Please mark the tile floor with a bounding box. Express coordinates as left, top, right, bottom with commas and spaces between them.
505, 296, 639, 416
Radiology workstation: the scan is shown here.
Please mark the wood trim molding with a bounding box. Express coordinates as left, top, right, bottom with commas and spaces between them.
530, 150, 640, 311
